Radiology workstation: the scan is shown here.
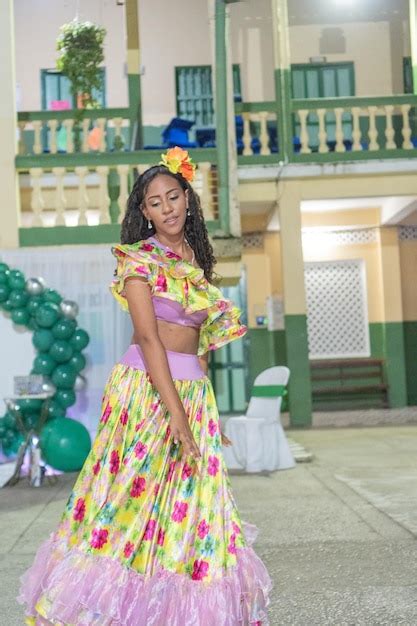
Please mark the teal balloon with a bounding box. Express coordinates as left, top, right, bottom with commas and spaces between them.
27, 296, 44, 316
69, 329, 90, 352
24, 414, 40, 430
11, 308, 30, 326
32, 353, 57, 376
0, 284, 10, 302
4, 412, 16, 429
51, 364, 77, 389
52, 319, 76, 340
35, 303, 60, 328
50, 340, 73, 363
0, 262, 10, 274
0, 416, 8, 437
54, 389, 76, 409
7, 270, 26, 290
1, 299, 13, 312
2, 429, 16, 447
9, 289, 29, 309
40, 417, 91, 471
16, 398, 43, 414
44, 400, 66, 420
3, 432, 25, 455
33, 329, 54, 352
43, 289, 63, 305
27, 317, 39, 331
69, 352, 86, 373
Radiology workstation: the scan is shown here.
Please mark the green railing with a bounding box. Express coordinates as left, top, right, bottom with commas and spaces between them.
16, 149, 221, 247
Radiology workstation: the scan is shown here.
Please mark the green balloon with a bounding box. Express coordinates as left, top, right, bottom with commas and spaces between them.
69, 352, 86, 373
69, 328, 90, 352
43, 289, 63, 305
27, 296, 44, 316
8, 270, 26, 290
51, 364, 77, 389
33, 329, 54, 352
0, 262, 10, 274
11, 308, 30, 326
3, 412, 16, 429
54, 389, 76, 409
40, 417, 91, 471
3, 432, 25, 455
0, 284, 10, 302
1, 299, 13, 312
24, 414, 40, 430
16, 398, 43, 414
27, 317, 39, 331
45, 400, 66, 419
52, 319, 76, 340
32, 353, 57, 376
49, 340, 73, 363
0, 416, 8, 437
35, 303, 60, 328
9, 289, 29, 309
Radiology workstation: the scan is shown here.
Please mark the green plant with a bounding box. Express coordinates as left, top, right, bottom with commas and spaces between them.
56, 20, 106, 110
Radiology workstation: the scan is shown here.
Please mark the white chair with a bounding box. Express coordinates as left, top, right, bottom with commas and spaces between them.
222, 366, 295, 473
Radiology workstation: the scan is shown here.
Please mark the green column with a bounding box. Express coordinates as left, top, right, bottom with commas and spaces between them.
271, 0, 293, 161
215, 0, 230, 236
125, 0, 143, 149
279, 184, 312, 427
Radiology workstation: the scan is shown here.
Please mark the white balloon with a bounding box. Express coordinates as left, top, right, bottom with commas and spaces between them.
26, 277, 45, 296
74, 374, 87, 391
60, 300, 79, 320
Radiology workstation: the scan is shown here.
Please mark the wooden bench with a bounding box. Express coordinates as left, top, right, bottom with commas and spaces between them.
310, 358, 389, 409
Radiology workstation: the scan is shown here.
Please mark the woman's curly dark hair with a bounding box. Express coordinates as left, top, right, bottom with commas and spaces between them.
120, 166, 216, 283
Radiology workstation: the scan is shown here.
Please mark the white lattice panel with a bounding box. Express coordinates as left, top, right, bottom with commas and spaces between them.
399, 226, 417, 241
302, 228, 377, 246
304, 260, 370, 359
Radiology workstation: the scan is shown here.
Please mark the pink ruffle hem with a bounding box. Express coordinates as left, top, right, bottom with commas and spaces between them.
18, 522, 272, 626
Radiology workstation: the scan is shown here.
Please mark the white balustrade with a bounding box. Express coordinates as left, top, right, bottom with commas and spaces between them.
75, 166, 89, 226
52, 167, 67, 226
96, 165, 111, 224
117, 164, 130, 224
29, 168, 45, 226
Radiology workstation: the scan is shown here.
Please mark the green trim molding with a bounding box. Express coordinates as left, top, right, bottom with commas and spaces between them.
403, 321, 417, 405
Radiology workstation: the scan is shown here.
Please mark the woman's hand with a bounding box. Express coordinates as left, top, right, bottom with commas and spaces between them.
170, 414, 201, 462
221, 431, 232, 447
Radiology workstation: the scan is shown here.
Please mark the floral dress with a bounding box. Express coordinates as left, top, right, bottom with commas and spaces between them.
18, 238, 272, 626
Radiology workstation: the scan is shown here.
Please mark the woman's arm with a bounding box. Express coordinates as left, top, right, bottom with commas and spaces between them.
125, 277, 201, 461
198, 352, 208, 375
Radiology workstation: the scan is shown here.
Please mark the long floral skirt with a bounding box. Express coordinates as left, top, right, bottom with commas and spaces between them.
18, 345, 272, 626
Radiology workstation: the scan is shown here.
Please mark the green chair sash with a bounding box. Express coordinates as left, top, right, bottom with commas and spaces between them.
252, 384, 287, 398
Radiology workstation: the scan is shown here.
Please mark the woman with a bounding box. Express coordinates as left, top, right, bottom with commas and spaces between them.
18, 148, 272, 625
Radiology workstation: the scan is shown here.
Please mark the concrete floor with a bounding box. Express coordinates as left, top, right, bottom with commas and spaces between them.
1, 425, 417, 625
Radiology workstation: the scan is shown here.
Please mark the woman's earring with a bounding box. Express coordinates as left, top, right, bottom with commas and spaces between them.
147, 219, 152, 229
187, 209, 191, 217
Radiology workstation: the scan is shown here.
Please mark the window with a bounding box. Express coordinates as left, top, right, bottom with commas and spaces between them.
41, 68, 106, 110
291, 62, 355, 149
404, 57, 413, 94
175, 65, 241, 127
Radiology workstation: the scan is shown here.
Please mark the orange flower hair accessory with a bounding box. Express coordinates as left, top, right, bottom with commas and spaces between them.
159, 147, 196, 182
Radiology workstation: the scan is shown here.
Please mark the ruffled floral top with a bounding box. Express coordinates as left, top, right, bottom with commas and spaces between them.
110, 238, 247, 356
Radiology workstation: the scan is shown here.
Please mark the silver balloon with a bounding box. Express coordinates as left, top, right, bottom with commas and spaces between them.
26, 277, 45, 296
74, 374, 87, 391
60, 300, 79, 320
41, 380, 57, 397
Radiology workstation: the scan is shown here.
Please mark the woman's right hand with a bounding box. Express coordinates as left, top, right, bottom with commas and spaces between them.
170, 413, 201, 463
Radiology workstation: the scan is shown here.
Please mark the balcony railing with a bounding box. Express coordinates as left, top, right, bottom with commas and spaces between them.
16, 150, 219, 246
290, 94, 417, 161
17, 108, 132, 156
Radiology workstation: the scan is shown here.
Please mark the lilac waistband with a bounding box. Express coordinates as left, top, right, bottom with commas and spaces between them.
119, 344, 205, 381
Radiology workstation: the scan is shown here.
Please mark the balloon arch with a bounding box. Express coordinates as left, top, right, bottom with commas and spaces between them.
0, 261, 91, 471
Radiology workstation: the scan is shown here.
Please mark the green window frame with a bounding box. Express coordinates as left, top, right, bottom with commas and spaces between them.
291, 62, 355, 149
41, 68, 106, 110
175, 64, 241, 127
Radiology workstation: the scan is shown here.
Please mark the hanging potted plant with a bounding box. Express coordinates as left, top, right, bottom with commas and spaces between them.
56, 20, 106, 150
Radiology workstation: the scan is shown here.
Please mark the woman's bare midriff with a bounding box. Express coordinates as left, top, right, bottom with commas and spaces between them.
132, 320, 200, 354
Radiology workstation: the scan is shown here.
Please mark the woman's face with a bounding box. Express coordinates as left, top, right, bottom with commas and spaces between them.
142, 174, 188, 236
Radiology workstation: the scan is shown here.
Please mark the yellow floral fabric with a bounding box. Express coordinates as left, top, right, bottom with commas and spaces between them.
110, 238, 247, 356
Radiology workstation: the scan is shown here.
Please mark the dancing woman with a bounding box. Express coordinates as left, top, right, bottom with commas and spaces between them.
18, 148, 272, 625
